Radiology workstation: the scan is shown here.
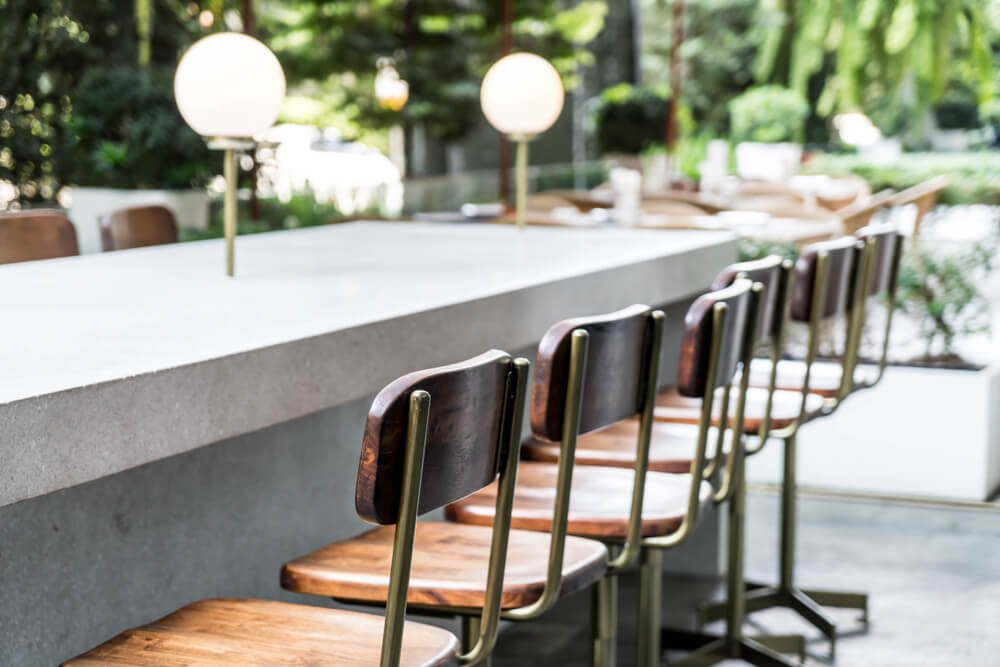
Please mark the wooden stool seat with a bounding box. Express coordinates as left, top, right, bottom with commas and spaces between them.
522, 420, 728, 474
654, 385, 826, 430
281, 522, 606, 610
747, 358, 876, 398
64, 598, 459, 666
446, 461, 711, 539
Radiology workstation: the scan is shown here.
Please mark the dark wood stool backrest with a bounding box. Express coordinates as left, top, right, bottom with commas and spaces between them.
790, 235, 867, 403
0, 209, 80, 264
712, 257, 793, 441
789, 236, 862, 323
356, 349, 530, 666
856, 223, 902, 297
527, 304, 665, 596
531, 304, 657, 441
99, 205, 179, 251
677, 279, 757, 399
853, 223, 903, 385
357, 349, 522, 524
712, 256, 790, 347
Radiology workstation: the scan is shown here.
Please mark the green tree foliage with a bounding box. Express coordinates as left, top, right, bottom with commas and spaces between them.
67, 66, 215, 189
755, 0, 996, 116
640, 0, 762, 136
257, 0, 608, 144
0, 0, 210, 204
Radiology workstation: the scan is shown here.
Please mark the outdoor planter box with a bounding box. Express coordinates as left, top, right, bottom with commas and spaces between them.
68, 187, 209, 254
747, 364, 1000, 502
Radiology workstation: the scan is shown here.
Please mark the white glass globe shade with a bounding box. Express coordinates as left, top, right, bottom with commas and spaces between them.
480, 53, 564, 137
174, 32, 286, 138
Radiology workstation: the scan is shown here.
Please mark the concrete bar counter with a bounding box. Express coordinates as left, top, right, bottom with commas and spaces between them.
0, 222, 735, 664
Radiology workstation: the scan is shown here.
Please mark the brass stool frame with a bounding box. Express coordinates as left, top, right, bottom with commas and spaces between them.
698, 233, 901, 657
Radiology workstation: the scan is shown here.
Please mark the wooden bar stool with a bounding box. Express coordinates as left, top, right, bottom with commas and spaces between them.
65, 350, 536, 666
99, 205, 180, 251
281, 353, 608, 665
0, 209, 80, 264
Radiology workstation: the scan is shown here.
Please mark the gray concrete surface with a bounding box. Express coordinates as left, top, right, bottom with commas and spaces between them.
0, 222, 734, 507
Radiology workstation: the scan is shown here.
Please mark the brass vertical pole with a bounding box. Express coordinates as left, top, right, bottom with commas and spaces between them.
636, 548, 663, 667
515, 139, 528, 230
725, 442, 747, 651
223, 148, 237, 277
779, 433, 797, 591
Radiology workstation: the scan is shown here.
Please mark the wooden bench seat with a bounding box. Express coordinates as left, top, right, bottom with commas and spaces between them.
281, 521, 606, 610
64, 598, 459, 666
446, 461, 711, 539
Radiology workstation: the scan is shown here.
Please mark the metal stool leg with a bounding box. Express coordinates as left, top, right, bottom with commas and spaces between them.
593, 573, 618, 667
462, 615, 492, 667
637, 548, 663, 667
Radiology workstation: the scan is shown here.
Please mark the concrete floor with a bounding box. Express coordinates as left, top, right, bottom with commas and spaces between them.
492, 492, 1000, 666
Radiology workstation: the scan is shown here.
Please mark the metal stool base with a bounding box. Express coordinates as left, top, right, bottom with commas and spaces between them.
697, 582, 869, 660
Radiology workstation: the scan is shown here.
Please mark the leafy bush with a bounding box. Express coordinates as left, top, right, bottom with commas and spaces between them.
67, 66, 216, 190
729, 85, 809, 144
895, 240, 997, 363
181, 194, 350, 242
589, 83, 669, 155
801, 152, 1000, 206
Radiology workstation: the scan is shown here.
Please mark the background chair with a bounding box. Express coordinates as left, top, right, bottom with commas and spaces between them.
0, 209, 79, 264
838, 189, 895, 235
99, 205, 179, 251
889, 176, 949, 239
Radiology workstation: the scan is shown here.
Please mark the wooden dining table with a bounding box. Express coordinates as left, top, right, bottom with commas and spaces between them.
414, 207, 843, 247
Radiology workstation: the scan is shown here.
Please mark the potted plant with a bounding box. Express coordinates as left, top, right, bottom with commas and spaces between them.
741, 235, 1000, 501
728, 85, 809, 181
66, 65, 216, 253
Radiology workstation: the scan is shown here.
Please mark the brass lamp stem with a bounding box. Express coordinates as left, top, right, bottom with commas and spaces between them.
207, 137, 254, 278
515, 138, 528, 230
223, 147, 237, 277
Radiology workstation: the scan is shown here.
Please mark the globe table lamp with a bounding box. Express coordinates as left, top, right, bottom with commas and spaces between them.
174, 32, 285, 276
480, 53, 564, 229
